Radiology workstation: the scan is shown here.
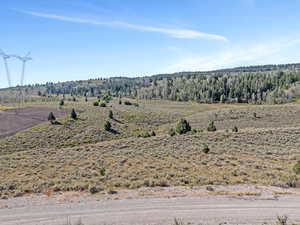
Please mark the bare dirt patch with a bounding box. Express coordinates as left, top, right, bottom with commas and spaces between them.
0, 107, 66, 139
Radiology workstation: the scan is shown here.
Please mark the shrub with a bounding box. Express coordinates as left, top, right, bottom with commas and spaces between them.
151, 131, 156, 136
59, 99, 64, 106
71, 109, 77, 120
169, 128, 176, 136
104, 121, 111, 131
109, 110, 113, 119
207, 121, 217, 132
232, 126, 238, 132
293, 161, 300, 175
202, 144, 210, 154
89, 186, 101, 194
93, 101, 99, 106
107, 189, 118, 194
48, 112, 56, 124
124, 101, 132, 105
276, 216, 288, 225
100, 168, 106, 176
176, 119, 191, 135
138, 131, 151, 138
119, 99, 122, 104
100, 102, 106, 107
142, 131, 151, 138
133, 103, 139, 107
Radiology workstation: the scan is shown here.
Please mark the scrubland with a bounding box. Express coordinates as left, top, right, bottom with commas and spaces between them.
0, 97, 299, 197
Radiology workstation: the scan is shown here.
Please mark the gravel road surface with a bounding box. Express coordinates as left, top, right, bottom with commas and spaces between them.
1, 195, 300, 225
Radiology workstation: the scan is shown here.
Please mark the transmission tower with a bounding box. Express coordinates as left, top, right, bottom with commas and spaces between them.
0, 49, 12, 87
14, 52, 32, 107
14, 52, 32, 86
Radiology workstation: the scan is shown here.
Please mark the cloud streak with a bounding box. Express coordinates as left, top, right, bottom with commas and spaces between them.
167, 38, 300, 72
19, 10, 227, 41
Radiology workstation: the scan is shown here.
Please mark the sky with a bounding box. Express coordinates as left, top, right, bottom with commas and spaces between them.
1, 0, 300, 87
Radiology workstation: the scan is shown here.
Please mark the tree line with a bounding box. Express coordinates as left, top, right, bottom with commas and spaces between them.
3, 63, 300, 104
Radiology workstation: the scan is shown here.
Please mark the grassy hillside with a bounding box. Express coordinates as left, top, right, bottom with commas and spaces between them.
0, 97, 300, 197
0, 122, 298, 197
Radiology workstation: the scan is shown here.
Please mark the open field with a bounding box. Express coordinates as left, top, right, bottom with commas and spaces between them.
0, 105, 13, 110
0, 107, 67, 139
0, 126, 299, 197
0, 98, 234, 152
0, 98, 299, 197
0, 97, 300, 225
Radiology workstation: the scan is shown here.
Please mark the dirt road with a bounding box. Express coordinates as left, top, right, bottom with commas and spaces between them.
1, 195, 300, 225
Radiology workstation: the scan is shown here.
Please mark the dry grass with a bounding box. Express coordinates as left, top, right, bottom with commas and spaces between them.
0, 105, 13, 110
0, 98, 300, 197
0, 126, 299, 197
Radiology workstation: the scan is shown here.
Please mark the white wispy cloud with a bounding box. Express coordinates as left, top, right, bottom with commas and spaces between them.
19, 10, 227, 41
166, 38, 300, 72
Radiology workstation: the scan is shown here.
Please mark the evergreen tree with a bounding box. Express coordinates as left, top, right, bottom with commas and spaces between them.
104, 121, 111, 131
207, 121, 217, 132
109, 110, 113, 119
59, 99, 64, 106
71, 108, 77, 120
176, 119, 191, 134
48, 112, 56, 124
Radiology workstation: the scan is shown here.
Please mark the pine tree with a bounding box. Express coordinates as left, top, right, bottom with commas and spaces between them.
176, 119, 191, 134
71, 108, 77, 120
48, 112, 56, 124
104, 121, 111, 131
207, 121, 217, 132
59, 99, 64, 106
109, 110, 113, 119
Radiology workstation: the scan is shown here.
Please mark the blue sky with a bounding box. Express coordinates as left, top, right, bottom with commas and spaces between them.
1, 0, 300, 87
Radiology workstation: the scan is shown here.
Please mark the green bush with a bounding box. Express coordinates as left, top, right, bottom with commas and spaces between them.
138, 131, 152, 138
100, 168, 106, 176
71, 109, 77, 120
48, 112, 56, 124
151, 131, 156, 136
143, 131, 151, 138
293, 161, 300, 175
192, 129, 198, 134
100, 102, 106, 107
93, 101, 99, 106
232, 126, 238, 132
176, 119, 191, 135
202, 144, 210, 154
89, 186, 102, 194
207, 121, 216, 132
59, 99, 64, 106
109, 110, 113, 119
169, 128, 176, 136
104, 121, 111, 131
124, 101, 132, 105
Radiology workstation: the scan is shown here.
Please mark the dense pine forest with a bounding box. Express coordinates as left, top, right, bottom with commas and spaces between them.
3, 63, 300, 104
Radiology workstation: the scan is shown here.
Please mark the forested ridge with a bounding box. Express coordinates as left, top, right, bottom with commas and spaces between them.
4, 63, 300, 104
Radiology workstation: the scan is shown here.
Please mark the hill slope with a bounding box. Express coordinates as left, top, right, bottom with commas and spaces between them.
2, 63, 300, 104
